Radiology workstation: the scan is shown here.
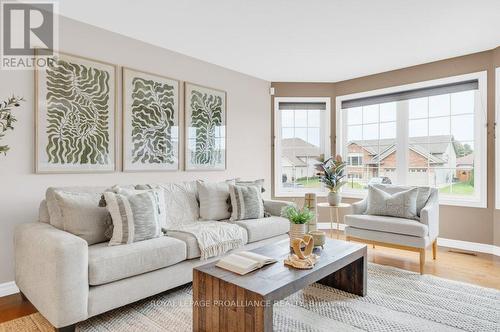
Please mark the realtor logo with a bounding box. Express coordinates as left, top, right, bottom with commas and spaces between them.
1, 1, 58, 69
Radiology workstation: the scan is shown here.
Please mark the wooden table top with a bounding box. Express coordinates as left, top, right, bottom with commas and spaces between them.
194, 238, 366, 301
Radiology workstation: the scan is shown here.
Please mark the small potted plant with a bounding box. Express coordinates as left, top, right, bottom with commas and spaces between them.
316, 155, 347, 206
282, 205, 315, 243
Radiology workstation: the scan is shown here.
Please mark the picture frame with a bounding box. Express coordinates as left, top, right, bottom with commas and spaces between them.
35, 50, 117, 173
122, 67, 180, 171
184, 82, 227, 171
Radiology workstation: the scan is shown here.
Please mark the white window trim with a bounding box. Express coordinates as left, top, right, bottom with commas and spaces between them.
336, 71, 487, 208
496, 67, 500, 209
274, 97, 331, 197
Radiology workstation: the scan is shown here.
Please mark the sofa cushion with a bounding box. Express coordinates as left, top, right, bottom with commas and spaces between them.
88, 236, 187, 285
136, 182, 199, 229
344, 214, 428, 237
54, 190, 109, 245
197, 181, 233, 221
234, 216, 289, 243
39, 200, 50, 223
46, 186, 107, 229
167, 227, 248, 259
373, 184, 432, 217
366, 185, 418, 220
228, 184, 264, 221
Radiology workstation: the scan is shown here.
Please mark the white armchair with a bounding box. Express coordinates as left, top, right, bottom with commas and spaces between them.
345, 186, 439, 274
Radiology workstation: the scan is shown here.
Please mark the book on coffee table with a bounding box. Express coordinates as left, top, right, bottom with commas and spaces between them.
216, 251, 277, 275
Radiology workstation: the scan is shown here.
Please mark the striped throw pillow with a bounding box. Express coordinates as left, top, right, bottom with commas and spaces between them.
104, 189, 164, 245
228, 184, 265, 221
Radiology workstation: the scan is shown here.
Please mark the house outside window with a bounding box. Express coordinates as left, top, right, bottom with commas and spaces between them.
337, 72, 487, 207
274, 97, 330, 196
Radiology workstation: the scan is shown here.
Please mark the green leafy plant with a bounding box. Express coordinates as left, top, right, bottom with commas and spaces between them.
315, 154, 347, 193
0, 96, 24, 156
281, 205, 314, 224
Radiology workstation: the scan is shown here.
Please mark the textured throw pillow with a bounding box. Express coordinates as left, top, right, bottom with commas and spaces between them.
235, 179, 265, 192
136, 182, 199, 229
54, 191, 109, 245
366, 185, 418, 220
197, 181, 234, 220
373, 184, 431, 218
228, 184, 265, 221
104, 190, 164, 245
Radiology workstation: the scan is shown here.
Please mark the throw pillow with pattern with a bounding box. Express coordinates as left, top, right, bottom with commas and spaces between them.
228, 184, 265, 221
366, 185, 418, 220
104, 189, 165, 245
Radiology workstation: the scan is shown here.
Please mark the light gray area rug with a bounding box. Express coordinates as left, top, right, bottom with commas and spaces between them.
78, 264, 500, 332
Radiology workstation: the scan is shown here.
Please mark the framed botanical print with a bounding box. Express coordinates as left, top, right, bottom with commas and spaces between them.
184, 82, 226, 171
35, 51, 116, 173
122, 68, 180, 171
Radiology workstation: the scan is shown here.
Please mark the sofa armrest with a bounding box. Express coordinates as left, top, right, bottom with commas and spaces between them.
263, 199, 296, 216
420, 189, 439, 240
14, 222, 89, 328
351, 198, 367, 215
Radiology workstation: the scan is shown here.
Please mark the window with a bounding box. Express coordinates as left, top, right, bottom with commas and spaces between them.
337, 72, 487, 207
348, 153, 363, 166
274, 97, 330, 196
496, 67, 500, 209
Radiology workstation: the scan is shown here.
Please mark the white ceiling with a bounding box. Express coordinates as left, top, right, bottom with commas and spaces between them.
56, 0, 500, 82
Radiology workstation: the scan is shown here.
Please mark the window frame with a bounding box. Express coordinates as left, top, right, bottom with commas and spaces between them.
336, 71, 487, 208
274, 97, 331, 197
496, 67, 500, 209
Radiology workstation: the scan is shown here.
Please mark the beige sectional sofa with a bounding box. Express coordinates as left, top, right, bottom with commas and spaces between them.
14, 183, 292, 331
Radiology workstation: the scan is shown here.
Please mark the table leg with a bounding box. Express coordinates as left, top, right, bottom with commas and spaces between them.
329, 208, 333, 235
335, 208, 340, 239
317, 248, 367, 296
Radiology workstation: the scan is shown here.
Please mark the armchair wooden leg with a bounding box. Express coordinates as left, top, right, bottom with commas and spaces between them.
372, 244, 375, 249
432, 240, 437, 260
419, 249, 425, 275
346, 236, 351, 242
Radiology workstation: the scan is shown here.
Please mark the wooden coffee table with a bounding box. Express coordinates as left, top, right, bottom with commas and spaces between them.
193, 238, 367, 332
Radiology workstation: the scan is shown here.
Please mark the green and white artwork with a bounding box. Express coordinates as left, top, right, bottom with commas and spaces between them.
123, 68, 179, 171
36, 52, 116, 173
185, 83, 226, 170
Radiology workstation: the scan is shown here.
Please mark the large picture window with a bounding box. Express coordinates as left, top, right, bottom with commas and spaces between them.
496, 67, 500, 209
337, 72, 487, 207
274, 97, 330, 196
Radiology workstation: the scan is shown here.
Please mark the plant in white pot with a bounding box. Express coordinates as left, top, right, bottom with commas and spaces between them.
282, 205, 315, 244
316, 155, 347, 206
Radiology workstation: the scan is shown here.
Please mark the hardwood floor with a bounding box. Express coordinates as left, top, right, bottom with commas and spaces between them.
0, 230, 498, 325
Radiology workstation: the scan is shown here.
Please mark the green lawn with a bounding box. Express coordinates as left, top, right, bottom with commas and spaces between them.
439, 182, 474, 195
296, 177, 321, 188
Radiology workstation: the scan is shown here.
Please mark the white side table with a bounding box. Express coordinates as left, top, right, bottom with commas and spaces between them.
317, 202, 352, 239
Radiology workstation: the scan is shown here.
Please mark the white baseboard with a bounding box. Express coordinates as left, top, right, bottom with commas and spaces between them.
437, 238, 500, 256
316, 222, 499, 256
0, 281, 19, 297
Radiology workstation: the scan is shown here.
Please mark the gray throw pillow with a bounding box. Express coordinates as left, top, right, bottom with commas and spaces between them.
54, 191, 109, 245
104, 190, 164, 245
372, 184, 431, 218
366, 185, 418, 220
228, 184, 265, 221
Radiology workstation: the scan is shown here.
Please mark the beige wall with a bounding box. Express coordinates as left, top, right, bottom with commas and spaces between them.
0, 16, 271, 283
272, 47, 500, 246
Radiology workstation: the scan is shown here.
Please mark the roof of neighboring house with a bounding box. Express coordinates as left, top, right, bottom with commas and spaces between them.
281, 138, 321, 167
456, 153, 474, 167
348, 135, 454, 165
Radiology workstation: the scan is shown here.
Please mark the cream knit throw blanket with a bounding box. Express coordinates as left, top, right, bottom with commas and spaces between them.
168, 221, 246, 260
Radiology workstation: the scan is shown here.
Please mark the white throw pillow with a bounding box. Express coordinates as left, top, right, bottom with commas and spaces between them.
197, 180, 234, 220
366, 185, 418, 220
136, 181, 199, 229
54, 190, 109, 245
